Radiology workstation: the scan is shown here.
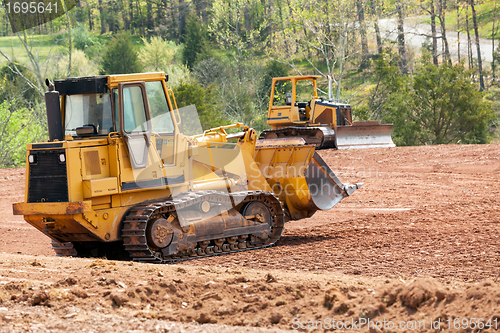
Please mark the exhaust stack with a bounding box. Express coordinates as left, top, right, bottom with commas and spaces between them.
44, 79, 64, 142
45, 91, 64, 141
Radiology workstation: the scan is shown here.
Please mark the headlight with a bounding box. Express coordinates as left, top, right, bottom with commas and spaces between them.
59, 154, 65, 163
28, 155, 35, 163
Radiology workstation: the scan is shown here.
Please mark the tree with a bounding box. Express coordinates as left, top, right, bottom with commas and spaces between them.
193, 57, 269, 131
72, 22, 102, 59
173, 81, 229, 131
492, 0, 499, 82
257, 60, 290, 105
0, 0, 74, 90
421, 0, 438, 65
101, 33, 143, 74
209, 0, 266, 62
369, 0, 383, 54
182, 15, 212, 69
266, 0, 358, 99
381, 54, 493, 145
0, 99, 45, 167
356, 0, 369, 66
0, 64, 41, 110
139, 36, 179, 71
358, 51, 403, 121
470, 0, 484, 90
73, 22, 99, 51
396, 0, 407, 74
437, 0, 452, 64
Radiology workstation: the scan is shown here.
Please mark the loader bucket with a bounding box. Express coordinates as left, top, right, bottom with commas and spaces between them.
254, 140, 362, 220
305, 152, 363, 210
335, 121, 395, 149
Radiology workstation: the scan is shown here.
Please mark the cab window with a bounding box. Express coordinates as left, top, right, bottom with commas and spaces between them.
64, 93, 113, 136
123, 86, 147, 133
145, 81, 175, 134
272, 80, 292, 106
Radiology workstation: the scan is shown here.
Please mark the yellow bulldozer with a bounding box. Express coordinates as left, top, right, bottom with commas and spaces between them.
12, 72, 362, 262
260, 75, 395, 149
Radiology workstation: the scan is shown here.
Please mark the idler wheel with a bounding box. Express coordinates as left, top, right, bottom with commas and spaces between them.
146, 217, 174, 249
265, 131, 278, 139
243, 201, 271, 225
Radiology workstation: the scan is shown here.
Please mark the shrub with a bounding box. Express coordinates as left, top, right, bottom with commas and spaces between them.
0, 101, 45, 167
101, 33, 142, 74
139, 36, 180, 72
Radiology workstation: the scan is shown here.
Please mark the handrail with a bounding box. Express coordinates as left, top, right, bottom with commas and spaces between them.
167, 89, 181, 125
193, 122, 245, 138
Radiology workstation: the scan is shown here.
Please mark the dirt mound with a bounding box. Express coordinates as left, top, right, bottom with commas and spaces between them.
397, 277, 446, 309
1, 143, 500, 330
1, 254, 500, 331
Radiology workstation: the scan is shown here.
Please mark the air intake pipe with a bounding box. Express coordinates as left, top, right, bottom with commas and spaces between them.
44, 79, 64, 141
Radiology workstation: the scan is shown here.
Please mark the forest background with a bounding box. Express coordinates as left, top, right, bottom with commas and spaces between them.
0, 0, 499, 167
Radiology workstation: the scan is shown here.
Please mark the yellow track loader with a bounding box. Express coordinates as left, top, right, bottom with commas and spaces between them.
260, 76, 395, 149
13, 72, 362, 262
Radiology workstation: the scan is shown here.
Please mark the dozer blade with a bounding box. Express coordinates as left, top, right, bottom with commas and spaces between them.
260, 127, 324, 147
305, 152, 363, 210
335, 121, 395, 149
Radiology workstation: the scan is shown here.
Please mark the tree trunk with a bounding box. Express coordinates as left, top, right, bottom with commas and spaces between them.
285, 0, 299, 53
201, 0, 207, 24
193, 0, 201, 18
277, 2, 289, 54
129, 0, 134, 34
146, 0, 153, 34
123, 1, 129, 30
168, 1, 176, 40
492, 0, 497, 82
88, 7, 93, 31
430, 0, 438, 65
178, 0, 187, 42
304, 27, 312, 59
370, 0, 382, 54
137, 0, 145, 36
244, 5, 251, 32
457, 1, 460, 62
99, 0, 106, 34
470, 0, 485, 90
466, 5, 472, 69
75, 1, 84, 23
155, 1, 164, 31
438, 0, 452, 64
396, 0, 407, 74
356, 0, 369, 65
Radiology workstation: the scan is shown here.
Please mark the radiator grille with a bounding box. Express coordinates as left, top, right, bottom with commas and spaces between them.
28, 150, 68, 203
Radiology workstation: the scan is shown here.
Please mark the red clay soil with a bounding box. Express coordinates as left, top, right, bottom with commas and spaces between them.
0, 143, 499, 332
187, 144, 500, 282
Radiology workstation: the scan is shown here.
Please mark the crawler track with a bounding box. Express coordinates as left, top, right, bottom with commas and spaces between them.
259, 127, 336, 149
53, 191, 284, 263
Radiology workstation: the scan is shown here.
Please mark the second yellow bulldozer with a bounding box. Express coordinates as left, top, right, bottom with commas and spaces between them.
260, 75, 395, 149
13, 72, 362, 262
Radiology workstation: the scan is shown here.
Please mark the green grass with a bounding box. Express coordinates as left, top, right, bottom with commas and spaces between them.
0, 34, 66, 72
0, 31, 146, 77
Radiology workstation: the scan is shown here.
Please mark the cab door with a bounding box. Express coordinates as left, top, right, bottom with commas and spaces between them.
118, 82, 151, 169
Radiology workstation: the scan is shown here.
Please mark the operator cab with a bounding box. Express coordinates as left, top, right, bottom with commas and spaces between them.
268, 75, 320, 125
55, 76, 176, 139
52, 74, 179, 169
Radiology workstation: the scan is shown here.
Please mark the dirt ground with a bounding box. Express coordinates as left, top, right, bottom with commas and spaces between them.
0, 143, 499, 332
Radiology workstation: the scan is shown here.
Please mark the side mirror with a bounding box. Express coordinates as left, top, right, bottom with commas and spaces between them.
76, 124, 97, 136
